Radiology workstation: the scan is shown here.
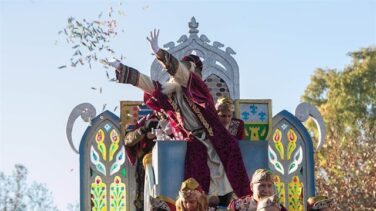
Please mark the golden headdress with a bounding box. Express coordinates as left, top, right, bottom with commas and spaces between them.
251, 169, 273, 184
178, 178, 204, 200
176, 178, 208, 211
215, 96, 235, 112
180, 178, 203, 192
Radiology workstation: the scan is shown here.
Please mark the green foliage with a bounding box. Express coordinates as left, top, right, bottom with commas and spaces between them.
302, 47, 376, 210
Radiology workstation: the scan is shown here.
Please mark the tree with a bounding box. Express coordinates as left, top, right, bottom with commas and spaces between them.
0, 164, 59, 211
26, 182, 59, 211
302, 47, 376, 210
0, 164, 28, 211
0, 172, 12, 211
66, 201, 80, 211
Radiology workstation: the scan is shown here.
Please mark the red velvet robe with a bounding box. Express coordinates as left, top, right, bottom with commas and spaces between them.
144, 72, 251, 197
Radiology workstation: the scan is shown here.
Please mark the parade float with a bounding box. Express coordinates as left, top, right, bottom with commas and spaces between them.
66, 17, 326, 211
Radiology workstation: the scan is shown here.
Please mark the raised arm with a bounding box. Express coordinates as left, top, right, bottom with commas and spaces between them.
147, 29, 192, 87
108, 60, 155, 94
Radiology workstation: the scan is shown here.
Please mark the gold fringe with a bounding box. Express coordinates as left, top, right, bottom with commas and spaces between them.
142, 153, 152, 169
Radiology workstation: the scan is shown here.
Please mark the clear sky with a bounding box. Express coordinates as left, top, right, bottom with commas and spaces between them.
1, 0, 375, 209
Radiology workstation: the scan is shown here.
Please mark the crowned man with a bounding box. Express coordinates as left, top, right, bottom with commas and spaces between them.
176, 178, 208, 211
108, 29, 251, 201
215, 96, 246, 140
228, 169, 287, 211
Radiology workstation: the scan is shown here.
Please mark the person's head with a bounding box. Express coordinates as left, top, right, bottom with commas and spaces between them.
251, 169, 275, 202
257, 195, 281, 211
149, 196, 175, 211
181, 54, 203, 78
208, 195, 220, 209
176, 178, 208, 211
307, 196, 334, 211
215, 96, 235, 126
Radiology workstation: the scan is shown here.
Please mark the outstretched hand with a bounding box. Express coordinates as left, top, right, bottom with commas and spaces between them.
107, 58, 121, 70
147, 29, 160, 54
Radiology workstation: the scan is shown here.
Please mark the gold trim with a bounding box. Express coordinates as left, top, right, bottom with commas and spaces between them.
167, 94, 185, 129
183, 94, 214, 136
234, 99, 272, 141
142, 153, 153, 169
167, 93, 214, 137
167, 94, 178, 111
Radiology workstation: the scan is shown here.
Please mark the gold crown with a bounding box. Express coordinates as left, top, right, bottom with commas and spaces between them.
251, 169, 273, 184
180, 178, 200, 191
215, 96, 234, 111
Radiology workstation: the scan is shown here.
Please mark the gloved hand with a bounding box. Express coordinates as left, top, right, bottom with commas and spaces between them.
146, 29, 160, 54
107, 58, 121, 69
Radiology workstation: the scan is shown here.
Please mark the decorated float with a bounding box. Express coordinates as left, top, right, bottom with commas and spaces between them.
66, 17, 326, 211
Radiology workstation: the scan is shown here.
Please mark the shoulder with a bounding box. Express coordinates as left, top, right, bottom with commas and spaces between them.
230, 118, 244, 127
228, 195, 255, 210
232, 118, 244, 124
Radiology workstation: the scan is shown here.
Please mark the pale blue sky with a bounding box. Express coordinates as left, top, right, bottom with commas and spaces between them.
1, 0, 375, 209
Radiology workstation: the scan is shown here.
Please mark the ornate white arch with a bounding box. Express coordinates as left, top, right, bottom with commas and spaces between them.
150, 17, 240, 100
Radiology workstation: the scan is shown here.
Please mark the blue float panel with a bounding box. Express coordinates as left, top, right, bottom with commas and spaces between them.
239, 141, 269, 179
152, 140, 269, 201
152, 141, 187, 201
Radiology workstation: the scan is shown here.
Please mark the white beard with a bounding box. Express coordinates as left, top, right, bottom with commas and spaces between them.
160, 61, 202, 96
161, 78, 182, 95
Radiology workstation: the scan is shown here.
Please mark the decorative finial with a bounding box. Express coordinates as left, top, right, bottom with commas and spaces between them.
189, 17, 199, 34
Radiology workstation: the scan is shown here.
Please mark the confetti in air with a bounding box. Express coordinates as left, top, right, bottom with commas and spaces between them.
57, 7, 125, 70
58, 7, 127, 113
